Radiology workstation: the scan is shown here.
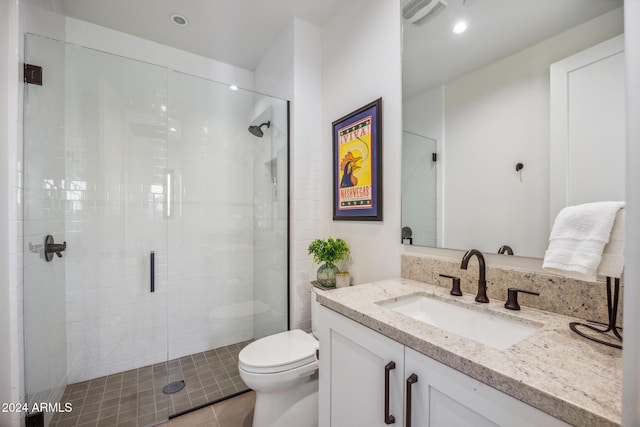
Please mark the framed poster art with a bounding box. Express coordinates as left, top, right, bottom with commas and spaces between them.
333, 98, 382, 221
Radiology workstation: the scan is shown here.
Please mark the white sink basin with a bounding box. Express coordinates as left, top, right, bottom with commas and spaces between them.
380, 294, 540, 350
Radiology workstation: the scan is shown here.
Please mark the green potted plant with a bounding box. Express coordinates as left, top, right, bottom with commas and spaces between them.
308, 237, 350, 288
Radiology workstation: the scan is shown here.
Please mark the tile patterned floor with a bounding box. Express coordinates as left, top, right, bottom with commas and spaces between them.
50, 341, 251, 427
160, 391, 254, 427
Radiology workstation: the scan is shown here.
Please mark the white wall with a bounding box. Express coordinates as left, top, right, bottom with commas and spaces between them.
321, 0, 403, 285
443, 41, 551, 257
623, 2, 640, 425
403, 85, 444, 143
254, 23, 294, 101
0, 1, 17, 425
289, 19, 322, 331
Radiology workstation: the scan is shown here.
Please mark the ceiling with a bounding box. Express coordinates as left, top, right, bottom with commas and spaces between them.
61, 0, 623, 93
402, 0, 623, 97
61, 0, 350, 71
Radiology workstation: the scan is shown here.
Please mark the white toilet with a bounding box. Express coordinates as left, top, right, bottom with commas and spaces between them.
238, 287, 320, 427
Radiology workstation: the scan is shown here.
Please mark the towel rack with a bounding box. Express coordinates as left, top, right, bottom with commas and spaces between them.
569, 276, 622, 349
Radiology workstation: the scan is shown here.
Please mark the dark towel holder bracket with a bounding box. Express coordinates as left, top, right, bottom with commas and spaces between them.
569, 277, 622, 349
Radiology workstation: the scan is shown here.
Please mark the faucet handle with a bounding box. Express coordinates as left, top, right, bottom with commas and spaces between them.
504, 288, 539, 310
439, 274, 462, 296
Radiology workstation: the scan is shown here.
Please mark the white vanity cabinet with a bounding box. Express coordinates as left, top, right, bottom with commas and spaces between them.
319, 305, 570, 427
318, 305, 405, 427
404, 347, 569, 427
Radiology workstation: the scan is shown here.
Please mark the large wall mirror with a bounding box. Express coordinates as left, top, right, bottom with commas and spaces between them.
401, 0, 625, 258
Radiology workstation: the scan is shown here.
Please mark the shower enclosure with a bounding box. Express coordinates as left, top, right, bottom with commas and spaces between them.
22, 34, 288, 426
401, 131, 437, 247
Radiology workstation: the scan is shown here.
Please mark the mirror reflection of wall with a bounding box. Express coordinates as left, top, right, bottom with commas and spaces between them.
401, 0, 624, 258
401, 132, 437, 247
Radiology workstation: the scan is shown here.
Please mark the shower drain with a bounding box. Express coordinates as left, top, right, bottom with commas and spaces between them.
162, 380, 185, 394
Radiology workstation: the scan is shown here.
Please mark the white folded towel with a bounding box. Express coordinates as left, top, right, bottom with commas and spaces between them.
597, 208, 625, 278
543, 201, 625, 282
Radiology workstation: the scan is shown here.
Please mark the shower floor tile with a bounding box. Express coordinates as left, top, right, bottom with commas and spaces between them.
50, 341, 251, 427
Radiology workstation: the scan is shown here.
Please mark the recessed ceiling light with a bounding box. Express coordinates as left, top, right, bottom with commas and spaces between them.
229, 85, 238, 91
169, 127, 177, 132
453, 21, 468, 34
170, 13, 189, 27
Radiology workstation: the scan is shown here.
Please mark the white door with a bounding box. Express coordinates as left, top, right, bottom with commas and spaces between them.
550, 34, 625, 222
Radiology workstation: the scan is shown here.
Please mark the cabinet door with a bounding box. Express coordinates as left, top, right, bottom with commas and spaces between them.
405, 347, 570, 427
319, 306, 405, 427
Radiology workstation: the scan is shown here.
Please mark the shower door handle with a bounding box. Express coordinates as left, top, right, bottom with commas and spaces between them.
150, 251, 155, 293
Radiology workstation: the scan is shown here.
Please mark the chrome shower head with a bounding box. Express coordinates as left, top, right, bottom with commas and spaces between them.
248, 121, 271, 138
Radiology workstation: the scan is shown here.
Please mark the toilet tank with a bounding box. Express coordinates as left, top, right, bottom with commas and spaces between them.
311, 286, 320, 338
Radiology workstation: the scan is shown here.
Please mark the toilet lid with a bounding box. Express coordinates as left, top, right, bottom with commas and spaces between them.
239, 329, 319, 374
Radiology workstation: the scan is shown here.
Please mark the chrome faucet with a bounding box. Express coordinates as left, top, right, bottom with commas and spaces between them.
460, 249, 489, 303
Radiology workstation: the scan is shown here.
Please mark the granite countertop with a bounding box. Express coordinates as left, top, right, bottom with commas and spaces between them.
315, 278, 622, 427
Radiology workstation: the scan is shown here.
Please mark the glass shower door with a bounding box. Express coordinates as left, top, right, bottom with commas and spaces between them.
165, 71, 289, 415
401, 131, 438, 246
23, 34, 170, 426
23, 32, 290, 426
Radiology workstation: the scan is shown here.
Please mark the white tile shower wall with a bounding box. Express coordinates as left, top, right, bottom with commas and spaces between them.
22, 35, 68, 407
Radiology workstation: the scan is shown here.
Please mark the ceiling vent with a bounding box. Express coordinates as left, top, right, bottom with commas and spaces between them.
402, 0, 448, 26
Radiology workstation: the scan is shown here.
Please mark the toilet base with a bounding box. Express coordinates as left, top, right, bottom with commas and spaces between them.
252, 372, 318, 427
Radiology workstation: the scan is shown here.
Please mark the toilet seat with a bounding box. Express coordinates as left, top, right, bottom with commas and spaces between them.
239, 329, 318, 374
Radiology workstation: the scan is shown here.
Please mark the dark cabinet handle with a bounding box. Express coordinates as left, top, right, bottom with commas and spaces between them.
406, 374, 418, 427
384, 361, 396, 424
150, 251, 155, 293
